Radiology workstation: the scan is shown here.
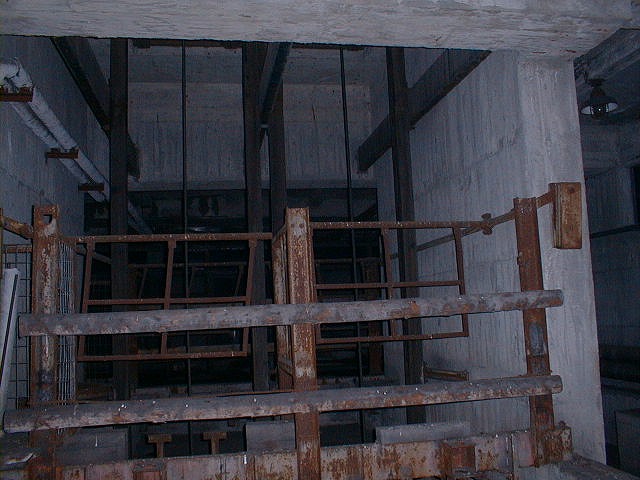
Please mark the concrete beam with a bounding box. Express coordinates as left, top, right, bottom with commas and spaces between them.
2, 1, 631, 56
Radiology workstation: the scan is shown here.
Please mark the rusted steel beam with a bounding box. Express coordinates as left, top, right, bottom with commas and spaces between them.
316, 279, 460, 290
315, 330, 467, 344
85, 296, 246, 306
21, 289, 563, 336
243, 43, 270, 392
72, 232, 272, 243
4, 375, 562, 432
1, 212, 34, 239
514, 197, 555, 466
77, 349, 248, 361
55, 427, 571, 479
285, 208, 321, 480
311, 220, 483, 230
29, 205, 60, 480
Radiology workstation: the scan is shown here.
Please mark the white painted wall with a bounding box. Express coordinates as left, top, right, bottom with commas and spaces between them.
0, 35, 106, 237
373, 51, 604, 461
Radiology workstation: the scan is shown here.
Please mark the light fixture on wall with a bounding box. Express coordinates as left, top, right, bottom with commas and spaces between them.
580, 79, 618, 119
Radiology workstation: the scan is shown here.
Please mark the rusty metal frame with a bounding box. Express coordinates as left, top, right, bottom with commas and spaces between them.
16, 184, 574, 478
311, 223, 470, 344
74, 233, 271, 362
55, 427, 571, 480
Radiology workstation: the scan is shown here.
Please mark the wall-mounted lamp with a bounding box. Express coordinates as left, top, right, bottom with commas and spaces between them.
580, 79, 618, 119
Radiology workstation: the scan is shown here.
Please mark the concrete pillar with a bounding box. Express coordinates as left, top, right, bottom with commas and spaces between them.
516, 54, 605, 461
401, 51, 604, 461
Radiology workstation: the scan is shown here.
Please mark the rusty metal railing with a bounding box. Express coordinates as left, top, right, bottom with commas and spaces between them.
310, 221, 472, 344
72, 232, 272, 362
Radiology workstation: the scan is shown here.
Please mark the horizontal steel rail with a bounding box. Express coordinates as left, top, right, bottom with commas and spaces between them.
20, 289, 563, 337
4, 374, 562, 432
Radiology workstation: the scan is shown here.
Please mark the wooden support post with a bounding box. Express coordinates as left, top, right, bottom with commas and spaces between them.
286, 208, 321, 480
386, 47, 425, 423
514, 197, 555, 465
29, 205, 60, 479
110, 38, 133, 400
243, 43, 270, 392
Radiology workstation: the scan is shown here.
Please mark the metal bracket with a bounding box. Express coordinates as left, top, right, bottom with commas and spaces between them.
0, 86, 33, 102
440, 441, 476, 479
46, 148, 79, 160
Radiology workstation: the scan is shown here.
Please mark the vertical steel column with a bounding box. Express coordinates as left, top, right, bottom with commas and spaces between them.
110, 38, 133, 400
286, 208, 321, 480
268, 84, 287, 234
386, 47, 425, 423
514, 197, 555, 465
29, 205, 60, 479
243, 43, 269, 392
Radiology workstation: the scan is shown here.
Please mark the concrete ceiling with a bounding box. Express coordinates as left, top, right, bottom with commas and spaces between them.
2, 0, 634, 56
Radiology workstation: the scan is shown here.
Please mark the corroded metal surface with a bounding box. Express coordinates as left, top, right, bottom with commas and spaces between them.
21, 290, 563, 336
4, 375, 562, 432
285, 208, 321, 480
29, 205, 61, 480
514, 197, 555, 466
55, 428, 571, 479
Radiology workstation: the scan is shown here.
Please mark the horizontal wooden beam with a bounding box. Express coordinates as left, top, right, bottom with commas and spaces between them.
20, 289, 563, 336
3, 375, 562, 432
357, 49, 490, 171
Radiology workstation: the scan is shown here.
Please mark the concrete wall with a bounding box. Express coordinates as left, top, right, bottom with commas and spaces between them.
0, 35, 106, 237
372, 50, 604, 460
129, 82, 373, 191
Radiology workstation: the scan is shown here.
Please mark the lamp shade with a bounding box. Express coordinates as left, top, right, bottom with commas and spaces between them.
580, 80, 618, 118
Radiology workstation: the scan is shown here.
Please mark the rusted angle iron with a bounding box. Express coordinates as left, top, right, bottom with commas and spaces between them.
3, 374, 561, 432
72, 232, 272, 243
1, 213, 34, 239
21, 289, 562, 336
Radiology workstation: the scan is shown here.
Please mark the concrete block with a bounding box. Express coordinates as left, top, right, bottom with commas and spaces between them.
617, 409, 640, 476
375, 420, 470, 444
245, 421, 295, 453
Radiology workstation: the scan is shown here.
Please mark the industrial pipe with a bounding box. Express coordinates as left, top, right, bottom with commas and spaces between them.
1, 58, 150, 233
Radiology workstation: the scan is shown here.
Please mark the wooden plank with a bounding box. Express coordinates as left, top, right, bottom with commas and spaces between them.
551, 182, 582, 249
4, 375, 562, 432
357, 49, 490, 171
21, 289, 563, 336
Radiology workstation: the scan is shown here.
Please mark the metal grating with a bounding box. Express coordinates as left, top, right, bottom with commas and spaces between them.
58, 242, 76, 403
3, 244, 32, 410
